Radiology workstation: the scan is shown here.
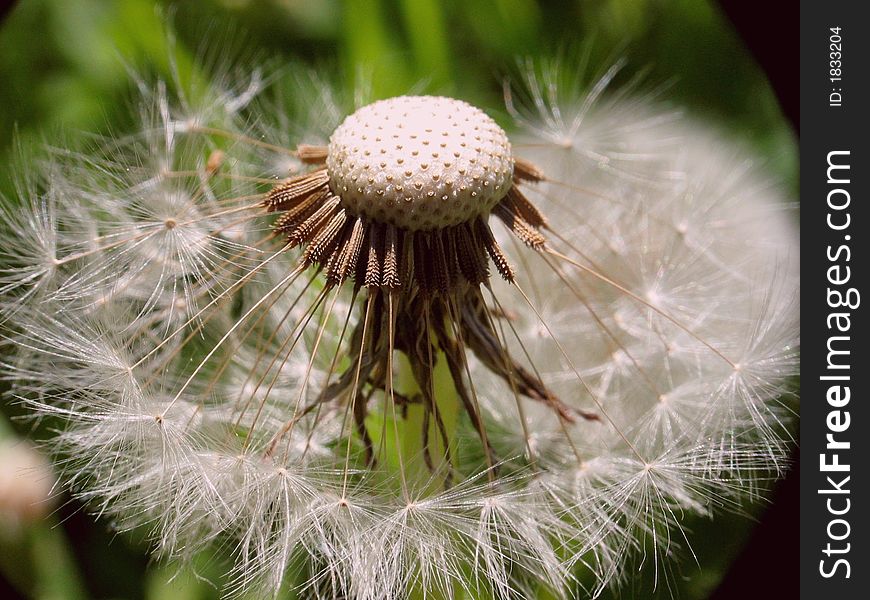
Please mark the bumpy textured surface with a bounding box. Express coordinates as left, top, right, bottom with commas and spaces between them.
326, 96, 514, 230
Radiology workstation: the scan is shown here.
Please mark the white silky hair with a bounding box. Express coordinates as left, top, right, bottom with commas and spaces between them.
0, 53, 798, 600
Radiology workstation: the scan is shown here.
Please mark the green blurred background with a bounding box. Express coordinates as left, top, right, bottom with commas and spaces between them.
0, 1, 796, 598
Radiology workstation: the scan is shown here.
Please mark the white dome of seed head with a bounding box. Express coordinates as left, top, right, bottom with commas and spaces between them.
326, 96, 514, 230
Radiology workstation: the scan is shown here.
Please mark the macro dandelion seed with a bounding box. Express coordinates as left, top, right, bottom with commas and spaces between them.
0, 55, 798, 599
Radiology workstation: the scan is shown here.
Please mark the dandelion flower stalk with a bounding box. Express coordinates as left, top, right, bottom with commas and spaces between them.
0, 56, 798, 599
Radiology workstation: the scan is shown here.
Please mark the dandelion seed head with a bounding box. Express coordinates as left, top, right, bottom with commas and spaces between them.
0, 51, 799, 599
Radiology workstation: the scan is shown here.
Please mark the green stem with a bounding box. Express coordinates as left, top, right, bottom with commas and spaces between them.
28, 523, 89, 600
396, 349, 459, 492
